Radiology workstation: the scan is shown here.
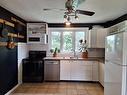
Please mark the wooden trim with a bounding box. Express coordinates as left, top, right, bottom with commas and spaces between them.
48, 23, 104, 28
8, 33, 17, 37
0, 19, 14, 27
8, 32, 25, 39
17, 33, 25, 39
5, 84, 20, 95
11, 17, 26, 26
0, 42, 17, 46
104, 14, 127, 28
0, 42, 7, 46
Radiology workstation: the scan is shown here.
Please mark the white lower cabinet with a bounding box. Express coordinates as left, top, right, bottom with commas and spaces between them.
99, 62, 104, 86
60, 60, 71, 80
92, 61, 99, 81
70, 61, 92, 81
60, 60, 98, 81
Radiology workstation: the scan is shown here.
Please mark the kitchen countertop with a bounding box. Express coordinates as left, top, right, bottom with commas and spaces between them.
44, 56, 105, 63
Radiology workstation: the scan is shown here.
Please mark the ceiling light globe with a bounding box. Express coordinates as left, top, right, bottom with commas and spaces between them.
65, 21, 71, 26
75, 16, 79, 20
67, 16, 71, 21
64, 15, 67, 18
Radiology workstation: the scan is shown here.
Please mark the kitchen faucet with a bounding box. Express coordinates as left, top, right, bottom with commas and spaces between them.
71, 49, 77, 58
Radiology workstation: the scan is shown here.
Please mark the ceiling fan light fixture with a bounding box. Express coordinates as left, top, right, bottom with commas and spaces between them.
75, 15, 79, 20
67, 16, 71, 21
64, 15, 67, 19
65, 21, 71, 26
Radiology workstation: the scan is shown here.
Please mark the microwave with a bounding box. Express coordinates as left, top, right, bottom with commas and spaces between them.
27, 23, 48, 44
27, 34, 48, 44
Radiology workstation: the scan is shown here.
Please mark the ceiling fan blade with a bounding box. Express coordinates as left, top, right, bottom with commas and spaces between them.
43, 8, 52, 11
76, 10, 95, 16
43, 8, 65, 11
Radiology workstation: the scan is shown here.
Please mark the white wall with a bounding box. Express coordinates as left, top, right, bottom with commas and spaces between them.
28, 43, 48, 51
18, 43, 29, 84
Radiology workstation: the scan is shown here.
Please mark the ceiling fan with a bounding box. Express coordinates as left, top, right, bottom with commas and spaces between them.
43, 0, 95, 24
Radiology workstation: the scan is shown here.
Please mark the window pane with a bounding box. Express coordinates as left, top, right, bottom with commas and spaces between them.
51, 32, 60, 50
75, 32, 85, 51
63, 32, 73, 52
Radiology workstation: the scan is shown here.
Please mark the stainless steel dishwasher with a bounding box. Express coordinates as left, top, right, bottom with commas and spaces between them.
44, 60, 60, 81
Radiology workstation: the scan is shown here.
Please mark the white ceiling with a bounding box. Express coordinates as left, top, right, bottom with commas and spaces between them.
0, 0, 127, 23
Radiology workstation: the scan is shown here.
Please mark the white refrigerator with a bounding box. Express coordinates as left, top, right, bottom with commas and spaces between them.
105, 31, 127, 95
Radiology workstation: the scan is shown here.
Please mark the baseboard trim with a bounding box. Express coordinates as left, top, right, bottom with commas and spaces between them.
99, 82, 104, 88
5, 83, 21, 95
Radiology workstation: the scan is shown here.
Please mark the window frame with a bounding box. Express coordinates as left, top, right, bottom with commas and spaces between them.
48, 28, 89, 53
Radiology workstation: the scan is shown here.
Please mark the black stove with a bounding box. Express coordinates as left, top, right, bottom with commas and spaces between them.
22, 51, 46, 83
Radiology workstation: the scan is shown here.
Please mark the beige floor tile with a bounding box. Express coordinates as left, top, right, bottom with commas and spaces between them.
55, 92, 67, 95
13, 88, 27, 93
58, 85, 67, 89
67, 85, 76, 89
48, 84, 58, 89
76, 85, 86, 90
87, 89, 104, 95
47, 88, 57, 94
36, 88, 48, 94
66, 89, 77, 95
11, 82, 104, 95
77, 89, 88, 95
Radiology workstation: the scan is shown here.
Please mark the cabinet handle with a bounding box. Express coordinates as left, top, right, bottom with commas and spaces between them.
46, 35, 48, 43
46, 62, 54, 64
45, 62, 59, 64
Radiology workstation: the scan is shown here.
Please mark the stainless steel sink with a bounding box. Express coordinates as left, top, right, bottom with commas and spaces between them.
62, 57, 79, 59
69, 57, 78, 59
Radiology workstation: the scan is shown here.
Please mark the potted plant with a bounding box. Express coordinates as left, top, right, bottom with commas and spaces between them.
50, 47, 60, 57
79, 39, 88, 58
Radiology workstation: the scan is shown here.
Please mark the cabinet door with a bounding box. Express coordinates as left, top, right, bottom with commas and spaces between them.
44, 61, 59, 81
70, 61, 92, 81
89, 28, 108, 48
99, 62, 104, 86
70, 61, 82, 80
92, 61, 99, 81
60, 60, 71, 80
89, 29, 97, 48
96, 28, 107, 48
80, 61, 93, 81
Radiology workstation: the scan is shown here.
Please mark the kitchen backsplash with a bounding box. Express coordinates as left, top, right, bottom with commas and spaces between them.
28, 44, 48, 51
87, 48, 105, 57
47, 48, 105, 58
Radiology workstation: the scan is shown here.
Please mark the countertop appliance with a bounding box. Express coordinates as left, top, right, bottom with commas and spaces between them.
104, 30, 127, 95
22, 51, 46, 82
44, 60, 60, 81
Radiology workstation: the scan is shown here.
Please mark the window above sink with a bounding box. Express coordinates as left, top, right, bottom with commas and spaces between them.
48, 28, 89, 53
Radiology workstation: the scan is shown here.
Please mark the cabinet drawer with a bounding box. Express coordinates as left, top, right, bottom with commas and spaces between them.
78, 61, 93, 66
71, 74, 92, 81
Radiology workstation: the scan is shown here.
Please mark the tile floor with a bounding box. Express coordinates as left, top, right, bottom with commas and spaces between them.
11, 82, 104, 95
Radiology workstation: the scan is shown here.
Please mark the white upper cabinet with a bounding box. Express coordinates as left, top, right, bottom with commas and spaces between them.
88, 26, 108, 48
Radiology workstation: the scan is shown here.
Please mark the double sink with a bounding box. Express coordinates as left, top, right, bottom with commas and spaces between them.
44, 56, 89, 60
61, 56, 84, 60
